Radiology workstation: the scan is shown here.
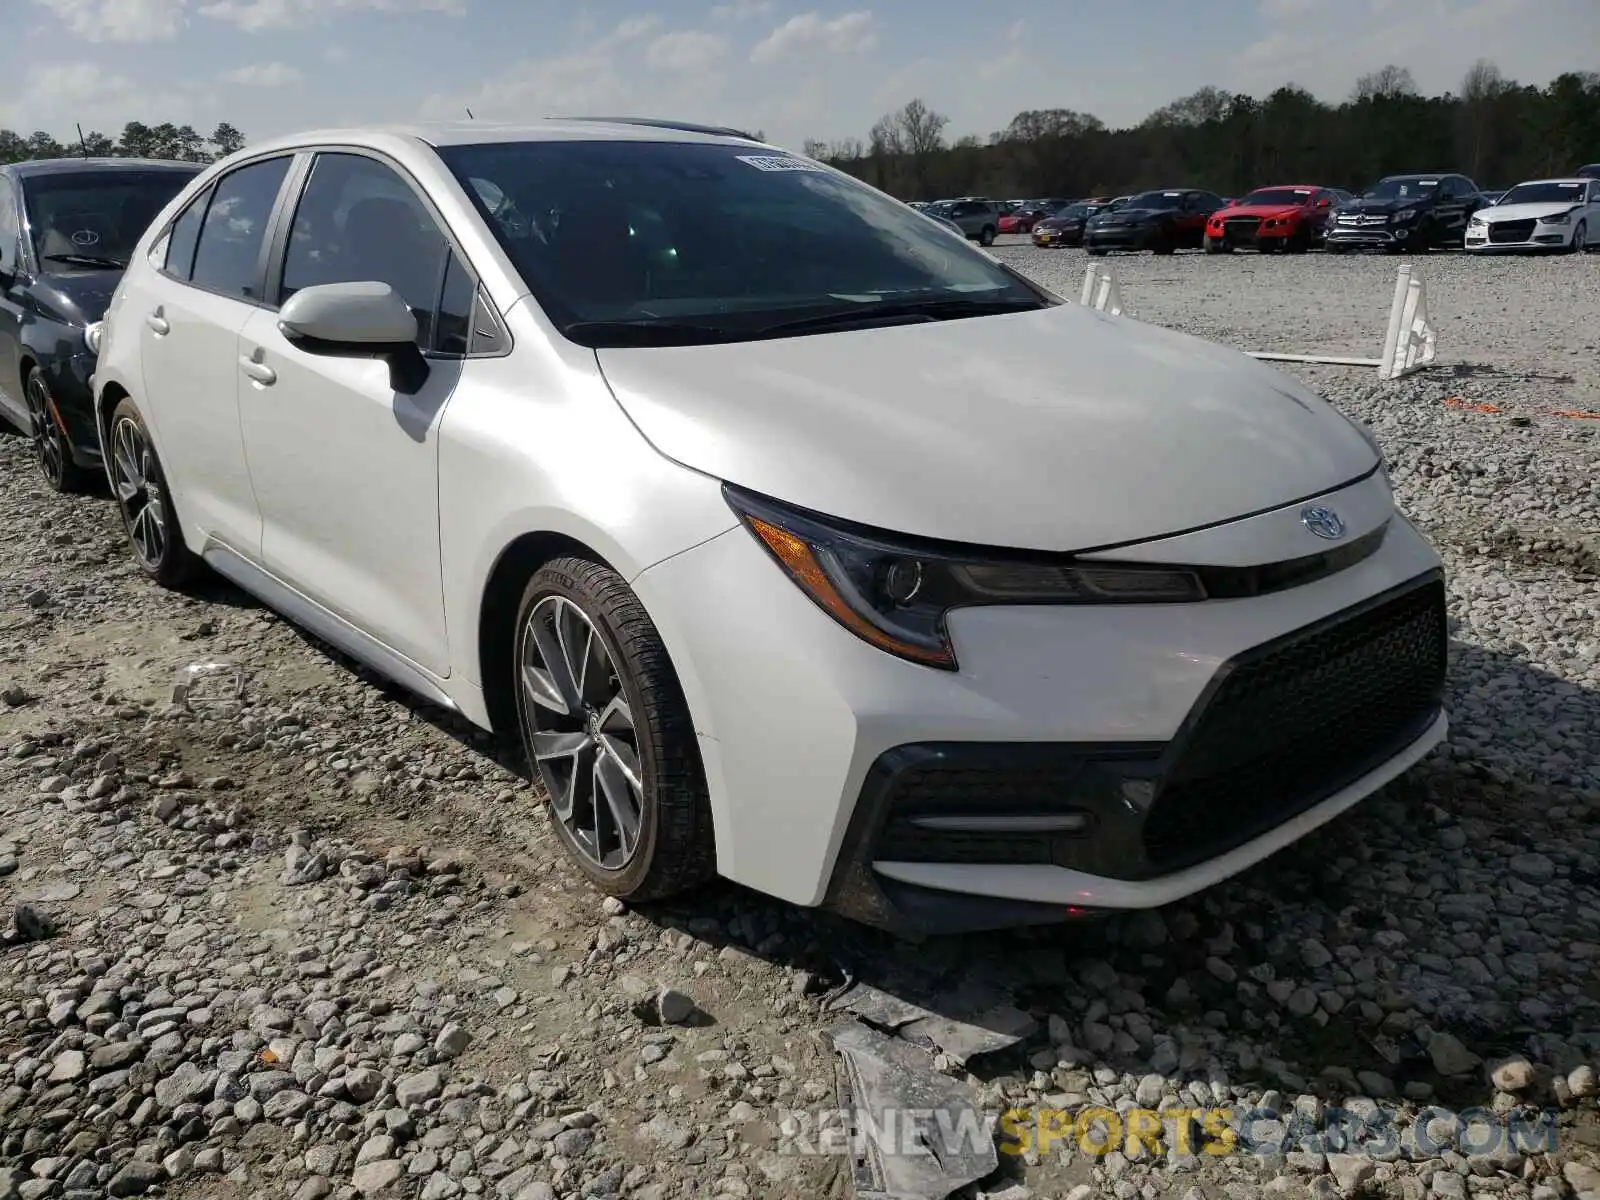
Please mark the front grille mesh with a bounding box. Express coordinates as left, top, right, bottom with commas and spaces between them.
1141, 580, 1447, 870
1490, 219, 1536, 243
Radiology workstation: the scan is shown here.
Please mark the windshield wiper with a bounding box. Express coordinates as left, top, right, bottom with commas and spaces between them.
43, 252, 129, 270
562, 319, 736, 347
749, 296, 1045, 338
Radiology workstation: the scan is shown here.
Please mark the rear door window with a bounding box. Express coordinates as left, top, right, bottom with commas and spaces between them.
190, 156, 293, 301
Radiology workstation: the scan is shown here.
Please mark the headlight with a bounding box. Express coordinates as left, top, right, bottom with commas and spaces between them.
1539, 211, 1572, 225
725, 486, 1207, 670
84, 321, 104, 355
1468, 216, 1486, 227
1391, 209, 1420, 224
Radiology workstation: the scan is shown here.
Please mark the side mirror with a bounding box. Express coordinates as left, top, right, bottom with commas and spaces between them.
278, 281, 429, 393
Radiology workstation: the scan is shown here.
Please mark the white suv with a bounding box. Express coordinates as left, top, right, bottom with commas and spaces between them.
93, 120, 1449, 935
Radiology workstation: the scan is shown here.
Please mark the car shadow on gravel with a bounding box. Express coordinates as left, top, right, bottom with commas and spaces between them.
628, 637, 1600, 1120
157, 560, 1600, 1117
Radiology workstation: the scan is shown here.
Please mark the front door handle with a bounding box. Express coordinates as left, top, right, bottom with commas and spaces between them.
146, 310, 170, 335
239, 356, 276, 386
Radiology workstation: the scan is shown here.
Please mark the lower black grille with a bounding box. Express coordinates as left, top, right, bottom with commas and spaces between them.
1490, 219, 1536, 243
1142, 579, 1447, 871
1225, 217, 1262, 241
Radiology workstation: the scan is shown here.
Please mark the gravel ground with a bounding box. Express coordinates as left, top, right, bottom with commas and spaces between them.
3, 243, 1599, 1200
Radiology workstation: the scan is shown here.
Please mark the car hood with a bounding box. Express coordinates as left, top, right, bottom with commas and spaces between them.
1216, 204, 1311, 220
1094, 207, 1168, 222
1478, 201, 1581, 221
594, 305, 1379, 552
1036, 218, 1081, 230
31, 269, 120, 328
1340, 197, 1429, 217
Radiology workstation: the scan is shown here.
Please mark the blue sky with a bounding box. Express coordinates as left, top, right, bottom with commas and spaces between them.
7, 0, 1590, 151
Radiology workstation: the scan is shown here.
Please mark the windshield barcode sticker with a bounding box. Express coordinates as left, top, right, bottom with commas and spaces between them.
737, 155, 822, 172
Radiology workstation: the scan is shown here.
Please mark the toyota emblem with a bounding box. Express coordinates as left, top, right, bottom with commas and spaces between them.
71, 229, 101, 247
1301, 505, 1346, 540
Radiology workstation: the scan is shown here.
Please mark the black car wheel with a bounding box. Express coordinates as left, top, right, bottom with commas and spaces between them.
108, 397, 198, 588
978, 226, 996, 247
1204, 237, 1229, 254
1569, 220, 1586, 254
24, 368, 92, 494
512, 556, 716, 902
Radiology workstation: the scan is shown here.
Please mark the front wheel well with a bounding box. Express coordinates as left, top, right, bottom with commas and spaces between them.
97, 381, 131, 451
478, 531, 617, 740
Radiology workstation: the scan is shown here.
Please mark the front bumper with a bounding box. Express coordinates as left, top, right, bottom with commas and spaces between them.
1033, 227, 1084, 247
41, 351, 103, 467
1464, 223, 1570, 251
1084, 224, 1157, 249
1325, 222, 1417, 249
636, 471, 1448, 935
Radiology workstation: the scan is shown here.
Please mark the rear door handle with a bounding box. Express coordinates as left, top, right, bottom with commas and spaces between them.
146, 311, 170, 335
239, 356, 276, 386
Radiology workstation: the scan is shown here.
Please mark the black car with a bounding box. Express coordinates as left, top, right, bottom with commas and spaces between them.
1083, 188, 1226, 255
1577, 164, 1600, 181
1325, 173, 1486, 254
0, 157, 203, 490
1032, 199, 1119, 247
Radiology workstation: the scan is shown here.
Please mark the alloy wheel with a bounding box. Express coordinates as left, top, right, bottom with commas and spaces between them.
519, 595, 645, 871
24, 374, 65, 488
109, 417, 168, 569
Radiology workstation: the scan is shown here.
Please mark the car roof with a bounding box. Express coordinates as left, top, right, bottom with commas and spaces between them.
235, 118, 769, 159
1242, 183, 1325, 191
1507, 177, 1591, 186
1379, 173, 1454, 180
5, 157, 204, 178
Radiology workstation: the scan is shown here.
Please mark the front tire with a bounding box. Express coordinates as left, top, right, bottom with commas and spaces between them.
25, 368, 92, 494
108, 398, 197, 588
978, 226, 996, 247
512, 557, 715, 902
1570, 220, 1587, 253
1204, 237, 1229, 254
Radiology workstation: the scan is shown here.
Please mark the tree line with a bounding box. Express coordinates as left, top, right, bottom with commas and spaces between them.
803, 63, 1600, 201
0, 122, 247, 165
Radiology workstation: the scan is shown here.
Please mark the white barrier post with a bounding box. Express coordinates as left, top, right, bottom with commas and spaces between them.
1079, 263, 1123, 316
1075, 261, 1435, 380
1379, 266, 1436, 380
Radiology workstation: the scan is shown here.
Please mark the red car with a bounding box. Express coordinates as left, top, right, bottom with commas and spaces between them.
1204, 185, 1346, 253
999, 198, 1074, 235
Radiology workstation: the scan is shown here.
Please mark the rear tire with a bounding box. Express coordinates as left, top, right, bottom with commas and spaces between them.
25, 367, 92, 494
511, 556, 716, 902
107, 397, 198, 589
978, 226, 996, 247
1086, 247, 1107, 256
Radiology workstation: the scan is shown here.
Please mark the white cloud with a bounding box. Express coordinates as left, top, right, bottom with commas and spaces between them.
196, 0, 462, 33
709, 0, 773, 19
646, 31, 729, 73
750, 10, 876, 63
32, 0, 186, 42
220, 61, 302, 85
0, 59, 215, 136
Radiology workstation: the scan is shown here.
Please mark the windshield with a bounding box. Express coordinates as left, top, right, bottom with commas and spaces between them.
1498, 181, 1585, 206
438, 140, 1047, 346
1126, 191, 1185, 211
1239, 188, 1315, 207
23, 168, 199, 268
1367, 178, 1437, 201
1053, 204, 1093, 220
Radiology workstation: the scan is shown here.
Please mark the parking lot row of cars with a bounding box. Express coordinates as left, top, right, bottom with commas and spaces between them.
913, 166, 1600, 255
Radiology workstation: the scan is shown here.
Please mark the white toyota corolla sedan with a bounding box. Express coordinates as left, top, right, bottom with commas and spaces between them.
1465, 177, 1600, 252
93, 120, 1449, 935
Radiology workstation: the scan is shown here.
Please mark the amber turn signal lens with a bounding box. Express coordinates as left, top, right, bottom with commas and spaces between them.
746, 517, 957, 669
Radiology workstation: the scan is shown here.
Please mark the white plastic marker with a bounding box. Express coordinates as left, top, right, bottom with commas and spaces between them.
1076, 261, 1436, 380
